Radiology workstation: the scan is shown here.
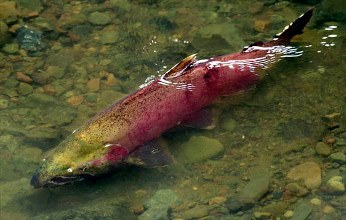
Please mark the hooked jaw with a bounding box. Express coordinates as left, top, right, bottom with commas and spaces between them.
30, 141, 129, 188
30, 160, 95, 188
30, 171, 93, 188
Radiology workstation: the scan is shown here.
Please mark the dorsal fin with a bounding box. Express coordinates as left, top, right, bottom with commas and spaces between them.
163, 54, 196, 79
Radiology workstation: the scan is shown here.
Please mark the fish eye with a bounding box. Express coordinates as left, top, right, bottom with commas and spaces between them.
78, 166, 88, 172
67, 168, 73, 173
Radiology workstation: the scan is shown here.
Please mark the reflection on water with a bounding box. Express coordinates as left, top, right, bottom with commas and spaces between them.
0, 0, 345, 219
318, 25, 339, 53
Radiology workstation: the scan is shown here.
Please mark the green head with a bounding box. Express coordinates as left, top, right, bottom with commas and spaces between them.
31, 131, 129, 188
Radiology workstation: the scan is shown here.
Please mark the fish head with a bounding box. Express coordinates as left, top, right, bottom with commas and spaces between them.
31, 132, 129, 188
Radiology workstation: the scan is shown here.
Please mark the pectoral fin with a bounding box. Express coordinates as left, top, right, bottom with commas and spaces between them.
125, 139, 175, 168
179, 108, 218, 130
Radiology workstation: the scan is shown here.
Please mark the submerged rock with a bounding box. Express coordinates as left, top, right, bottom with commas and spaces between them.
67, 95, 84, 106
329, 152, 346, 164
208, 196, 227, 205
256, 201, 287, 217
315, 142, 331, 156
87, 78, 101, 92
322, 205, 336, 215
31, 70, 54, 85
88, 11, 111, 26
287, 162, 321, 190
25, 127, 59, 140
277, 119, 313, 140
97, 90, 126, 110
46, 66, 66, 79
28, 93, 57, 103
239, 168, 271, 204
151, 16, 177, 31
2, 43, 19, 54
16, 27, 43, 52
59, 13, 88, 29
310, 198, 321, 206
140, 189, 181, 220
100, 30, 119, 44
220, 117, 237, 132
290, 201, 312, 220
197, 23, 245, 50
139, 208, 168, 220
144, 189, 180, 209
0, 1, 19, 21
15, 0, 43, 14
322, 112, 341, 129
179, 205, 209, 220
0, 178, 32, 209
18, 82, 33, 95
44, 106, 76, 126
326, 176, 345, 192
0, 21, 10, 45
175, 136, 224, 163
0, 99, 9, 109
46, 50, 76, 68
285, 183, 309, 197
16, 72, 33, 83
32, 201, 137, 220
284, 210, 294, 218
226, 198, 243, 213
253, 211, 271, 219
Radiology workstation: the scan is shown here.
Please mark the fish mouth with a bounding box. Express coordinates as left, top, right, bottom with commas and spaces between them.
31, 173, 93, 189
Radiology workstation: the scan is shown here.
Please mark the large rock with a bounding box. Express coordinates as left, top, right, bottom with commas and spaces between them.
287, 162, 321, 190
239, 168, 271, 204
175, 136, 224, 163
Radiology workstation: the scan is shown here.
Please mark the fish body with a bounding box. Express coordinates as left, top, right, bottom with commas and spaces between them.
31, 8, 313, 188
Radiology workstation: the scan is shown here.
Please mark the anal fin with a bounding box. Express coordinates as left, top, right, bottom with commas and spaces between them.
125, 139, 175, 168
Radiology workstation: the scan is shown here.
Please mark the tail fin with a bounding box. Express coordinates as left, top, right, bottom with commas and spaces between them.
273, 8, 314, 43
242, 8, 314, 52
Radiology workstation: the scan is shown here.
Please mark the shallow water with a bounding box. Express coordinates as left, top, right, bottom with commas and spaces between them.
0, 0, 345, 219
